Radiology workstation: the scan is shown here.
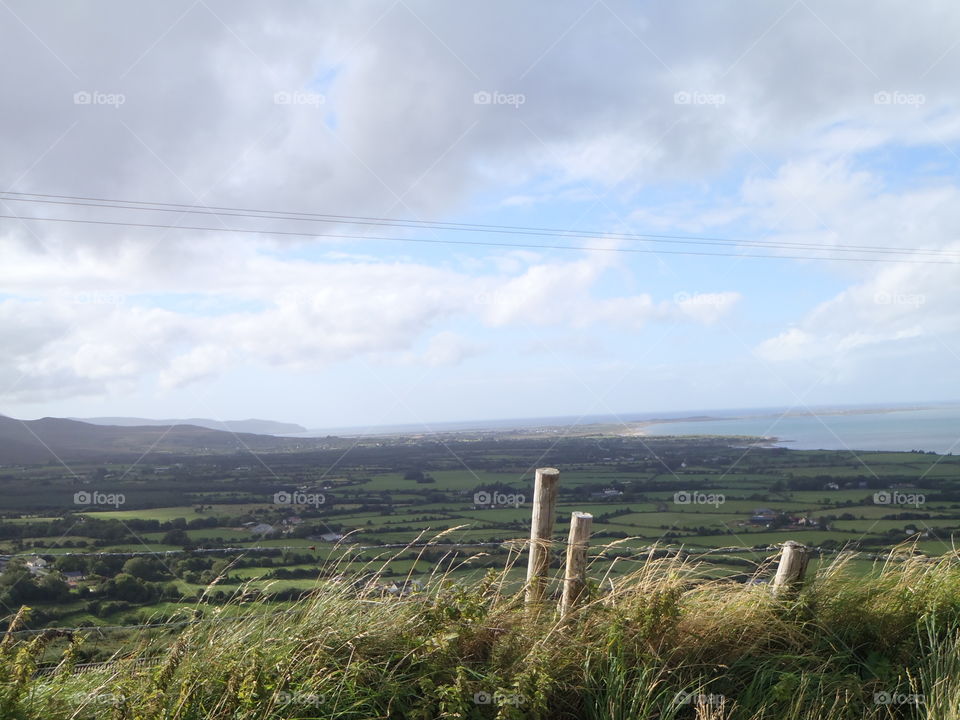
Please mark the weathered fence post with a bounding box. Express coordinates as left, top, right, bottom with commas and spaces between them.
771, 540, 810, 594
525, 467, 560, 607
561, 511, 592, 617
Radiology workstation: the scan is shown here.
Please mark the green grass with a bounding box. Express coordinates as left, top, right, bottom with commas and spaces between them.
79, 504, 275, 522
832, 519, 960, 533
231, 564, 323, 580
646, 498, 824, 513
3, 516, 59, 524
833, 504, 955, 519
361, 470, 524, 492
14, 536, 90, 547
608, 511, 748, 528
137, 528, 254, 542
354, 527, 517, 544
8, 547, 960, 719
679, 529, 853, 547
96, 543, 182, 553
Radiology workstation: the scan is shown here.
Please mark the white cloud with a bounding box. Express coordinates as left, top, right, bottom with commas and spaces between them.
160, 344, 233, 389
419, 331, 482, 367
756, 243, 960, 366
4, 1, 960, 415
756, 327, 816, 363
0, 245, 741, 399
674, 292, 742, 325
6, 1, 960, 232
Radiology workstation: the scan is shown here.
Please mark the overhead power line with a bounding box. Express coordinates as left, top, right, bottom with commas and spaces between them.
1, 211, 957, 265
2, 190, 958, 258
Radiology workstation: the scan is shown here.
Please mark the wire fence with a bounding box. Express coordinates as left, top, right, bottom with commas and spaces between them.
34, 655, 165, 677
0, 540, 776, 636
4, 538, 924, 641
6, 535, 947, 677
0, 540, 516, 560
0, 537, 805, 561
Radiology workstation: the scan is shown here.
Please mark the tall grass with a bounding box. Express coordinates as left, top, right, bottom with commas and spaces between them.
4, 539, 960, 719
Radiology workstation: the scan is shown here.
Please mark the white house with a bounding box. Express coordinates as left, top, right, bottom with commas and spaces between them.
25, 556, 48, 575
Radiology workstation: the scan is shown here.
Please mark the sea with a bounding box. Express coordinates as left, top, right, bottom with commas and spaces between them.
640, 404, 960, 453
300, 403, 960, 454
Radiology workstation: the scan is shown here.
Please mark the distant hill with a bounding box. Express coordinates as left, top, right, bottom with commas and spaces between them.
72, 417, 307, 435
0, 416, 303, 464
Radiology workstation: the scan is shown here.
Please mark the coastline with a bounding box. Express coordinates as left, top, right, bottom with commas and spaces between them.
292, 402, 960, 448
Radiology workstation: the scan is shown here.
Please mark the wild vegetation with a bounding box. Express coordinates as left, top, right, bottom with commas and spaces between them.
2, 436, 959, 638
2, 434, 959, 717
3, 544, 960, 719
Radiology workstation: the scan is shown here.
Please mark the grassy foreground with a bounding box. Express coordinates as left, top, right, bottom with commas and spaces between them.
4, 543, 960, 719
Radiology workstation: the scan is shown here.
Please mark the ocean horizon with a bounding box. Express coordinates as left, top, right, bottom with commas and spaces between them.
296, 402, 960, 453
642, 404, 960, 453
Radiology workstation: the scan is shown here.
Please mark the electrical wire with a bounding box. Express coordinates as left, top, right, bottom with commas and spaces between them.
3, 190, 958, 258
1, 211, 957, 265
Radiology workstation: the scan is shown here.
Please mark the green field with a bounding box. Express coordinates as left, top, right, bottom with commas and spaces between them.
3, 435, 960, 642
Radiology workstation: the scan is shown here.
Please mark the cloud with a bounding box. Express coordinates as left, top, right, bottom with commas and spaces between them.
734, 150, 960, 371
673, 292, 742, 325
419, 332, 483, 367
756, 327, 816, 363
6, 1, 960, 228
160, 344, 233, 389
4, 1, 960, 413
0, 246, 741, 399
620, 152, 960, 376
756, 247, 960, 367
0, 300, 191, 401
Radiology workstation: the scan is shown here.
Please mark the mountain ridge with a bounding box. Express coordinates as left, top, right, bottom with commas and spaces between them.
0, 416, 304, 464
71, 417, 306, 435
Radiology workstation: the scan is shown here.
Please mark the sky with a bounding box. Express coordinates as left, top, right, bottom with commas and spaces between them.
1, 1, 959, 430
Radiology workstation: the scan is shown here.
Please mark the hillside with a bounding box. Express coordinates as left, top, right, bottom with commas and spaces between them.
4, 551, 959, 719
73, 417, 307, 435
0, 416, 299, 464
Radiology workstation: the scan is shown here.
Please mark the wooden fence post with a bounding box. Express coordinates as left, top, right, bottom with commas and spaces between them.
561, 511, 593, 617
525, 467, 560, 607
771, 540, 810, 594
